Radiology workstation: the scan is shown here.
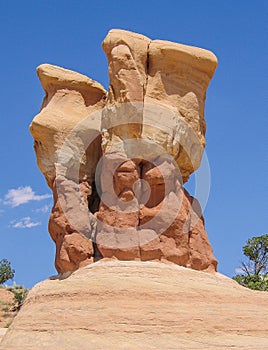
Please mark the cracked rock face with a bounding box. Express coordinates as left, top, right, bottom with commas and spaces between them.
30, 29, 218, 274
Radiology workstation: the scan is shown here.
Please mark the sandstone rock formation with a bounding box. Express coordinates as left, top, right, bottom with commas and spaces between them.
1, 261, 268, 350
31, 64, 106, 188
30, 29, 218, 274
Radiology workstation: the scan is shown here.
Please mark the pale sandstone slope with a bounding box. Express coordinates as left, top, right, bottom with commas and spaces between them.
1, 261, 268, 350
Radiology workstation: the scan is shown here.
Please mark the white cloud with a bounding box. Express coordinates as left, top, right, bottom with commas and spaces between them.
4, 186, 52, 207
34, 204, 51, 214
11, 216, 41, 229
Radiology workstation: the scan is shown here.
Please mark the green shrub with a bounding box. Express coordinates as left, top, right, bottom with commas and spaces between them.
233, 274, 268, 291
233, 234, 268, 291
8, 285, 29, 310
0, 259, 15, 285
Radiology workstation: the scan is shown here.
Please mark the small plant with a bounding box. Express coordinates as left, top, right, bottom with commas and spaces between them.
5, 320, 12, 328
8, 285, 29, 310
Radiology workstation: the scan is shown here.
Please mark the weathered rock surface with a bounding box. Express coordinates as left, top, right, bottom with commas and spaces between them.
0, 330, 7, 345
1, 261, 268, 350
96, 156, 217, 272
30, 29, 218, 275
30, 63, 106, 188
48, 176, 95, 273
102, 29, 218, 181
144, 39, 217, 181
0, 287, 17, 340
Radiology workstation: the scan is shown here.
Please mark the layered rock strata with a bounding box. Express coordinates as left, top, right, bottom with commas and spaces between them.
1, 261, 268, 350
30, 29, 218, 273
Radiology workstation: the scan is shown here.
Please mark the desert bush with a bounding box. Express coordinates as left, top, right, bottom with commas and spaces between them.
0, 259, 15, 285
233, 234, 268, 291
8, 285, 29, 310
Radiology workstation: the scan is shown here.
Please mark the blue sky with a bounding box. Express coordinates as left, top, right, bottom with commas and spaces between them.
0, 0, 267, 288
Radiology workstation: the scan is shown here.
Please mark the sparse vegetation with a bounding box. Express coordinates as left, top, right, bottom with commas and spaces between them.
8, 285, 29, 310
0, 288, 15, 328
0, 285, 29, 329
5, 320, 12, 328
233, 234, 268, 291
0, 259, 15, 285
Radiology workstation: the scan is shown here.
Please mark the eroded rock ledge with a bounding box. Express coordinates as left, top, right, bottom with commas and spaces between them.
30, 29, 218, 274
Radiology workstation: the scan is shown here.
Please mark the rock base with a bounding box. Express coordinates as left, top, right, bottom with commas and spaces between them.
1, 261, 268, 350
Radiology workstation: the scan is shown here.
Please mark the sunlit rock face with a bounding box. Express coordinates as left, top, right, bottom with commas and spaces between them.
2, 261, 268, 350
30, 29, 218, 274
